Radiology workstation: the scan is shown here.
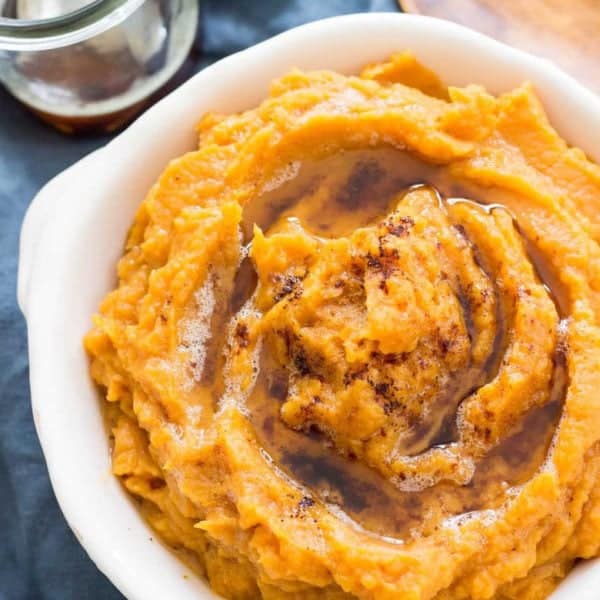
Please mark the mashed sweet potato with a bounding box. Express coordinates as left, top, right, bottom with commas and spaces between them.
85, 52, 600, 599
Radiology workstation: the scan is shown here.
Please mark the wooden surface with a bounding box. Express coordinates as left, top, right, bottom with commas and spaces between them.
400, 0, 600, 95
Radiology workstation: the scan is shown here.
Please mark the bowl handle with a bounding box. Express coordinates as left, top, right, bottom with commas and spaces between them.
17, 180, 59, 317
17, 149, 103, 317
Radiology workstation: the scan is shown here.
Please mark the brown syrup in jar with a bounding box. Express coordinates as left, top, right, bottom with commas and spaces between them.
21, 46, 198, 135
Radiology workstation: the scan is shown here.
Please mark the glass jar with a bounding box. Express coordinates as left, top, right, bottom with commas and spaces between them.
0, 0, 199, 133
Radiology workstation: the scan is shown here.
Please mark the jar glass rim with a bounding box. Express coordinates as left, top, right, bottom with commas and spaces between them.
0, 0, 146, 51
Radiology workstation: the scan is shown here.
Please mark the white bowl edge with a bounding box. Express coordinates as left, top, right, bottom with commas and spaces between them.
17, 13, 600, 600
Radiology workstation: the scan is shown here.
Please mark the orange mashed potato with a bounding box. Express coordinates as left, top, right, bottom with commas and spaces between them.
85, 53, 600, 599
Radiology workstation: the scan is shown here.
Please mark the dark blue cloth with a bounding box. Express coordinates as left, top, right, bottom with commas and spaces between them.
0, 1, 398, 598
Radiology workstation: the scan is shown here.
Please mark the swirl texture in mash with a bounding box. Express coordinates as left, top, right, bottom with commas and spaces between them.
86, 53, 600, 600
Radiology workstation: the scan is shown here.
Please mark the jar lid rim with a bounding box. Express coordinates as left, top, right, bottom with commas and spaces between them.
0, 0, 146, 51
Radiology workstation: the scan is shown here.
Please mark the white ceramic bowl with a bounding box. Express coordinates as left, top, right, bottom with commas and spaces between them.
18, 13, 600, 600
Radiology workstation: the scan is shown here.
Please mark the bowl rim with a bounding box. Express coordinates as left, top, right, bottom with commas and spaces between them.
18, 12, 600, 600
